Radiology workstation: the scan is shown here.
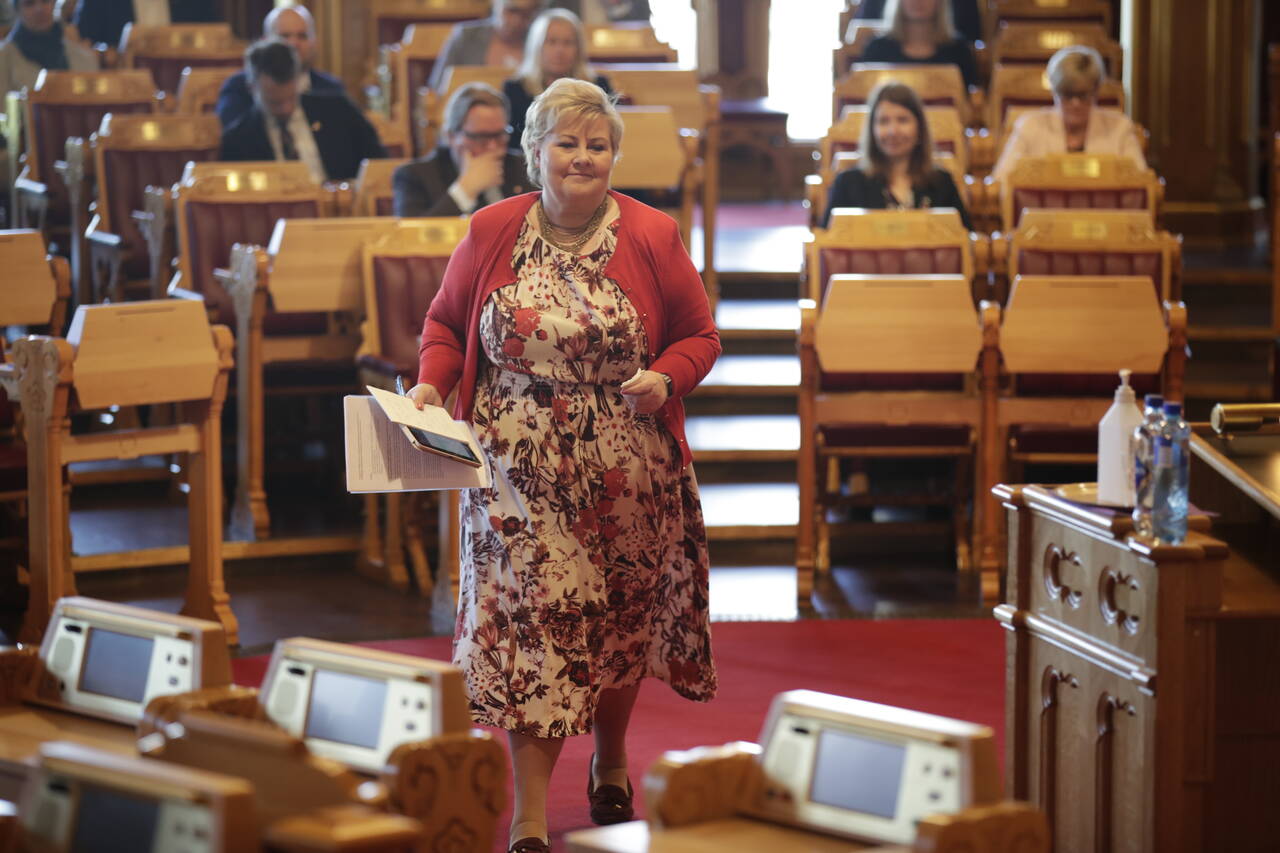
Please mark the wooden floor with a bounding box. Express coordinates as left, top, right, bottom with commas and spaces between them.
0, 203, 1268, 654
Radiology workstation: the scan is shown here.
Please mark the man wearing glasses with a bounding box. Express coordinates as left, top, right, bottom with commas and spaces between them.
393, 83, 528, 217
428, 0, 546, 92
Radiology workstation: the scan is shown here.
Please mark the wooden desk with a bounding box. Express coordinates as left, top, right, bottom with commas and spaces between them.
993, 470, 1280, 852
0, 706, 136, 801
566, 818, 898, 852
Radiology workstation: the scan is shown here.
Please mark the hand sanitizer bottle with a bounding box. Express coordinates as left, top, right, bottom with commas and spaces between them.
1097, 369, 1143, 506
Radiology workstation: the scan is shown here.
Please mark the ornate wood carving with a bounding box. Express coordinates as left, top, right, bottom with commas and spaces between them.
1098, 568, 1142, 635
1038, 665, 1079, 830
385, 731, 507, 853
1094, 691, 1137, 853
228, 246, 272, 542
1043, 544, 1084, 609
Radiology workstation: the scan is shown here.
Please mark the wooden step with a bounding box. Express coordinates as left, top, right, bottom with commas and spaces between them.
695, 354, 800, 396
700, 482, 797, 539
686, 414, 799, 462
716, 299, 800, 343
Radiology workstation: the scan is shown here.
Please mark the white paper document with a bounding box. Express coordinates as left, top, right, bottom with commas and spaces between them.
344, 395, 490, 493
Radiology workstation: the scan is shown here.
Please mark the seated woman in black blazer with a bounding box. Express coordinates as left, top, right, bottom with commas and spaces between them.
860, 0, 978, 89
823, 80, 972, 230
504, 8, 613, 144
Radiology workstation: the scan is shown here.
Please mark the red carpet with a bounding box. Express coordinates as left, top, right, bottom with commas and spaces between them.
231, 619, 1004, 849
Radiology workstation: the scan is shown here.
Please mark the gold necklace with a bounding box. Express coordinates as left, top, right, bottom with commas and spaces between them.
537, 198, 610, 254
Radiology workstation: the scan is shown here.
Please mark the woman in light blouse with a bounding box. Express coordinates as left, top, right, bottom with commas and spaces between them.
992, 45, 1146, 182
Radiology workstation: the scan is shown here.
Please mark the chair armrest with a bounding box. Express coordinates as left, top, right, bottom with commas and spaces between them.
644, 741, 764, 829
85, 228, 124, 250
913, 802, 1049, 853
0, 646, 40, 706
137, 685, 265, 739
264, 806, 423, 852
167, 284, 207, 303
384, 730, 506, 852
804, 174, 827, 229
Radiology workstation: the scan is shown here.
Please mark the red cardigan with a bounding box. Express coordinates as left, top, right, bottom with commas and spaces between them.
417, 190, 720, 466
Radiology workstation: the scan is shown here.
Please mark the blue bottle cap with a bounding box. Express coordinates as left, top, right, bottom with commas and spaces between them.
1144, 394, 1163, 407
1162, 401, 1182, 416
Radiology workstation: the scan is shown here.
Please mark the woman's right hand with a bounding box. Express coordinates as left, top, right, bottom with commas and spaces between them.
406, 383, 444, 410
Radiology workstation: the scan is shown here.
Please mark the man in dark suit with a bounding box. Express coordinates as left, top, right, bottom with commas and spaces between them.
215, 5, 345, 128
393, 82, 527, 217
219, 40, 384, 183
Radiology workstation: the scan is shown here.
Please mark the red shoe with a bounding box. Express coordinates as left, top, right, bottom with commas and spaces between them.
587, 753, 635, 825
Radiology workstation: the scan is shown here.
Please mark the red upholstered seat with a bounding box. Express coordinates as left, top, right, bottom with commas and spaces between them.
375, 197, 395, 216
819, 246, 965, 300
1015, 248, 1163, 299
29, 101, 153, 218
1010, 187, 1149, 227
370, 254, 450, 375
819, 371, 966, 392
102, 147, 219, 279
183, 199, 323, 326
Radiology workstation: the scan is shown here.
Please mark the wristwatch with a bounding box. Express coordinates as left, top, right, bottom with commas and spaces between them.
659, 373, 674, 397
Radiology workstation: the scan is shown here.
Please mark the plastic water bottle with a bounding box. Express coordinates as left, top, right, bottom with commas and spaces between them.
1151, 401, 1190, 544
1130, 393, 1163, 537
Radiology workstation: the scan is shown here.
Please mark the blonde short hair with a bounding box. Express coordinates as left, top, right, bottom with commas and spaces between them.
885, 0, 955, 46
516, 9, 592, 97
521, 77, 622, 186
1047, 45, 1105, 95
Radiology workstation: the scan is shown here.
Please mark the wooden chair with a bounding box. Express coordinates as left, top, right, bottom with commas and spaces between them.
357, 221, 470, 598
373, 22, 454, 157
419, 65, 509, 154
990, 0, 1112, 35
997, 208, 1182, 304
0, 232, 71, 569
986, 63, 1125, 138
369, 0, 489, 54
222, 216, 419, 541
804, 208, 987, 304
991, 21, 1122, 77
118, 23, 244, 98
585, 24, 678, 63
175, 65, 238, 115
12, 300, 235, 643
835, 63, 973, 125
978, 275, 1187, 581
161, 161, 333, 329
833, 17, 885, 80
352, 157, 410, 216
995, 152, 1163, 233
608, 67, 722, 305
612, 106, 700, 252
797, 275, 992, 603
364, 111, 411, 159
65, 113, 220, 307
10, 70, 157, 267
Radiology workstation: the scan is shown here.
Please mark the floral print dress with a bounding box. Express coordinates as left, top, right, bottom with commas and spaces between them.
452, 198, 717, 737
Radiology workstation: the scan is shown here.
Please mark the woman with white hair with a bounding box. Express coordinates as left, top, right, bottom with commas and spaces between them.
861, 0, 978, 88
409, 78, 719, 853
504, 8, 613, 143
992, 45, 1146, 181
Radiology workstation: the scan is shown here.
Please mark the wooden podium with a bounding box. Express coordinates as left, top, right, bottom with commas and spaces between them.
993, 465, 1280, 851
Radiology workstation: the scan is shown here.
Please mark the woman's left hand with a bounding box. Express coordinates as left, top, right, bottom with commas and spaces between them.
620, 369, 669, 415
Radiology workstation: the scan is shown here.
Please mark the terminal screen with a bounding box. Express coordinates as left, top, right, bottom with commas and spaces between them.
810, 728, 906, 819
304, 669, 388, 749
71, 784, 160, 852
79, 628, 155, 703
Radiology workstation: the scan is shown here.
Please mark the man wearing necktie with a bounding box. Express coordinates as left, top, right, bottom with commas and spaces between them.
219, 39, 384, 183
